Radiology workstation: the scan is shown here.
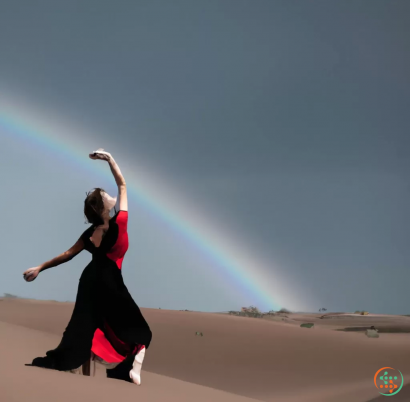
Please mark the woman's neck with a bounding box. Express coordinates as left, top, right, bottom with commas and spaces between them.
99, 211, 111, 227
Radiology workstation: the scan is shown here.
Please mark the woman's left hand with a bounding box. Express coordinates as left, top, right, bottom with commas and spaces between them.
23, 266, 41, 282
89, 148, 112, 161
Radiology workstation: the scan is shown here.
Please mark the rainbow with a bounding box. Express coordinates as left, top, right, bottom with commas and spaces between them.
0, 98, 305, 311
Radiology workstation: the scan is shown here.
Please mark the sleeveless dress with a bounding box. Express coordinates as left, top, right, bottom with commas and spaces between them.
29, 210, 152, 378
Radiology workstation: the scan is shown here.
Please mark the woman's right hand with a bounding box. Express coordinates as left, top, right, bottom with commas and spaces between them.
23, 267, 41, 282
89, 148, 112, 162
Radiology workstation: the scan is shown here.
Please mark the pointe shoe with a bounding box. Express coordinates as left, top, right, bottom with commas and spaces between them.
129, 346, 145, 385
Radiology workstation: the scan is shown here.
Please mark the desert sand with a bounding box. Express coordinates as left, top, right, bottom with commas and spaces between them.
1, 298, 410, 402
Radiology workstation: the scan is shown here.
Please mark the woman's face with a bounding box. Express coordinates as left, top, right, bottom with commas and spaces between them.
101, 191, 117, 212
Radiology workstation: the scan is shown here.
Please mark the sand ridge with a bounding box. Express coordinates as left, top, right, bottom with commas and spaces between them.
1, 299, 410, 401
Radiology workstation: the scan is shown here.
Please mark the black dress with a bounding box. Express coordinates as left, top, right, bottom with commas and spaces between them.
29, 210, 152, 381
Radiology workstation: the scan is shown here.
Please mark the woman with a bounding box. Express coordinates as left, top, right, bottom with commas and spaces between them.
23, 149, 152, 384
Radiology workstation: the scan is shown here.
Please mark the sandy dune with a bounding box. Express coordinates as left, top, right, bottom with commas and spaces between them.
264, 311, 410, 332
1, 298, 410, 402
0, 321, 260, 402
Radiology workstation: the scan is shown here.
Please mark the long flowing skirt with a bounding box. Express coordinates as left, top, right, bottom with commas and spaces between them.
29, 256, 152, 373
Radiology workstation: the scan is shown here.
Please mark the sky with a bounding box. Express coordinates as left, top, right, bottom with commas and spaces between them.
0, 0, 409, 314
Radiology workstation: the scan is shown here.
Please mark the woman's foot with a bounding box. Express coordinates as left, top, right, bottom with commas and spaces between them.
30, 356, 55, 369
129, 346, 145, 385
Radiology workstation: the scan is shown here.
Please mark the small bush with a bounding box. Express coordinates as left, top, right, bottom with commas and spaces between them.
279, 308, 291, 314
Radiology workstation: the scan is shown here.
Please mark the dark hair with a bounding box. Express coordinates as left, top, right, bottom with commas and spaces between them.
84, 188, 105, 226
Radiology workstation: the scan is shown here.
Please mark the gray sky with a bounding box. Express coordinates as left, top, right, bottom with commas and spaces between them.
0, 0, 409, 313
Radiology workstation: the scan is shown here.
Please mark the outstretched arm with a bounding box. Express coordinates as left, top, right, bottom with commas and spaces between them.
117, 182, 128, 212
23, 238, 85, 282
89, 150, 128, 211
108, 157, 128, 211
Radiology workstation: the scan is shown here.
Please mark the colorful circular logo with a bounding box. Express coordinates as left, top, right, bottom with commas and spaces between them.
374, 367, 404, 396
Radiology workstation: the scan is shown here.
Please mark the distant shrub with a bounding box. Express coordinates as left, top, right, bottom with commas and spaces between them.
247, 306, 261, 314
279, 308, 291, 314
300, 323, 314, 328
229, 306, 265, 318
266, 310, 277, 315
248, 312, 264, 318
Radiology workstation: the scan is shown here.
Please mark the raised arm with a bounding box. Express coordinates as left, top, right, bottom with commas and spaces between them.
117, 183, 128, 212
108, 157, 128, 212
23, 238, 85, 282
89, 150, 128, 211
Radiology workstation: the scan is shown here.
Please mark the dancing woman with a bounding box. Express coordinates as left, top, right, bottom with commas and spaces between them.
23, 150, 152, 384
